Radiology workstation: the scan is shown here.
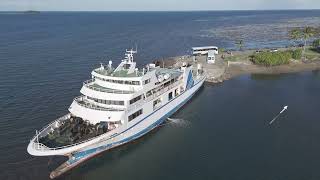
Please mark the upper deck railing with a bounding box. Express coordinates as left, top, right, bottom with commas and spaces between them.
83, 79, 134, 94
74, 96, 124, 112
94, 67, 144, 77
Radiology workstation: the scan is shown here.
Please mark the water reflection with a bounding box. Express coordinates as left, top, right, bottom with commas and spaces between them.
250, 73, 288, 80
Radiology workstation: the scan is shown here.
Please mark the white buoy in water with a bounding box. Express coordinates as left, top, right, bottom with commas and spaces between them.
269, 106, 288, 125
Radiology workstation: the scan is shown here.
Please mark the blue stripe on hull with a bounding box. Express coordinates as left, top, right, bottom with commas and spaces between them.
69, 78, 204, 164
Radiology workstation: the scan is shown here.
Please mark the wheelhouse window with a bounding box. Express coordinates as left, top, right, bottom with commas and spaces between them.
128, 109, 143, 121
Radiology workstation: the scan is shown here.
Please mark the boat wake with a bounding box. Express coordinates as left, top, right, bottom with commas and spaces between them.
165, 118, 191, 128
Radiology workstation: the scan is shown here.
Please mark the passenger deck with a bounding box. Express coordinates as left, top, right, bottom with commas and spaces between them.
94, 68, 144, 77
86, 82, 134, 94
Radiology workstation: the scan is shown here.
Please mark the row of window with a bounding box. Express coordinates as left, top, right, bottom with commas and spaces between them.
130, 95, 142, 105
94, 76, 140, 85
128, 109, 143, 121
87, 96, 124, 106
146, 77, 178, 98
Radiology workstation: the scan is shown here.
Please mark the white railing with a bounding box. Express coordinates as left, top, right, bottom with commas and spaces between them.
74, 96, 124, 112
32, 128, 118, 151
30, 114, 70, 142
30, 113, 119, 151
94, 66, 145, 77
32, 142, 51, 150
83, 79, 134, 94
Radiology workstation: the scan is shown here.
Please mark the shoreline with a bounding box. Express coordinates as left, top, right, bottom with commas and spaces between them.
160, 48, 320, 84
225, 60, 320, 79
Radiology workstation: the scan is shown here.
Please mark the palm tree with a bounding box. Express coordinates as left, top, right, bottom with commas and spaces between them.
235, 40, 244, 51
302, 26, 315, 53
289, 28, 302, 46
289, 27, 316, 59
219, 47, 225, 59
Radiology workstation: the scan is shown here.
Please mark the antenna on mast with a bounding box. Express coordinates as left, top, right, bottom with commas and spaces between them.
135, 43, 138, 53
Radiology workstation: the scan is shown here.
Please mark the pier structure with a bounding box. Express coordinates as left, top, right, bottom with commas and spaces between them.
161, 53, 230, 84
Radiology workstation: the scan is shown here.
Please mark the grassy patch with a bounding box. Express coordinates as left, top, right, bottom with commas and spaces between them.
252, 51, 291, 66
225, 54, 250, 61
305, 48, 320, 60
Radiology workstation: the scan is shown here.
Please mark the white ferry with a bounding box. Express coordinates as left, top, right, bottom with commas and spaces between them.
27, 49, 206, 178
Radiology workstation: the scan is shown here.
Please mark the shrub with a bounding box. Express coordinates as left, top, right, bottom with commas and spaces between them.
312, 39, 320, 48
252, 51, 291, 66
290, 49, 302, 60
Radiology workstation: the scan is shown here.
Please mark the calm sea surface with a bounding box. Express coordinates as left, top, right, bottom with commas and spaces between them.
0, 11, 320, 180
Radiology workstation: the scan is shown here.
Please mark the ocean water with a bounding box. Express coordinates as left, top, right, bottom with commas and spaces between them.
0, 11, 320, 180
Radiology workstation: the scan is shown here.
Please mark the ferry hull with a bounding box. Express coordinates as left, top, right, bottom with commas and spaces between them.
50, 76, 205, 179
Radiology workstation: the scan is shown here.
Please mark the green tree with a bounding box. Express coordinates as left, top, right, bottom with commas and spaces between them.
235, 40, 244, 51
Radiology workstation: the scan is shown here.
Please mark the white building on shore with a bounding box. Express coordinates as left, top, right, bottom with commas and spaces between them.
192, 46, 218, 64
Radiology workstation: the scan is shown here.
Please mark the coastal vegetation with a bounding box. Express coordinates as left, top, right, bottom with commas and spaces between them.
252, 51, 292, 66
290, 49, 303, 60
251, 49, 305, 66
243, 26, 320, 66
305, 47, 320, 60
313, 39, 320, 48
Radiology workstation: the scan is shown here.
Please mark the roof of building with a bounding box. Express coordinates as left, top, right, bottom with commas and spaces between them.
192, 46, 218, 51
